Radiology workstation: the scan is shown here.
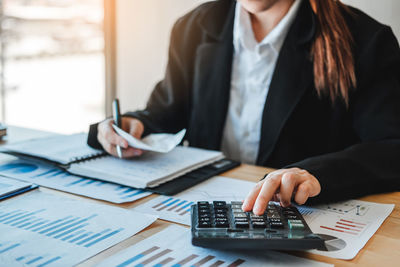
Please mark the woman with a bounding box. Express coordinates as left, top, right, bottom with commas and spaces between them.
88, 0, 400, 215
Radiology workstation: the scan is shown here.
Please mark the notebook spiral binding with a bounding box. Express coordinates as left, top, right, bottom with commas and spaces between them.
69, 151, 107, 165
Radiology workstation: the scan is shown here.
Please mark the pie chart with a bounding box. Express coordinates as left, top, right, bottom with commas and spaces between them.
315, 233, 346, 251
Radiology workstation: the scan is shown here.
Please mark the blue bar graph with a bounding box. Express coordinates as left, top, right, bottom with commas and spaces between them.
26, 220, 49, 230
122, 190, 146, 199
37, 256, 62, 267
11, 217, 34, 227
0, 208, 125, 249
0, 211, 27, 223
34, 169, 59, 178
84, 228, 124, 247
61, 229, 85, 241
54, 223, 89, 239
46, 214, 97, 236
116, 246, 160, 267
32, 216, 72, 232
0, 243, 20, 254
69, 232, 93, 243
40, 217, 79, 234
77, 229, 110, 245
18, 218, 41, 228
0, 210, 19, 219
26, 256, 43, 264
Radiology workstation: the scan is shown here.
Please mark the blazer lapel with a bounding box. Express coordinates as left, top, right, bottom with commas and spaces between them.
256, 1, 316, 165
189, 1, 235, 150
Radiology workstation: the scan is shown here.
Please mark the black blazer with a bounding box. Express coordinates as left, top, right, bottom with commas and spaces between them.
88, 0, 400, 204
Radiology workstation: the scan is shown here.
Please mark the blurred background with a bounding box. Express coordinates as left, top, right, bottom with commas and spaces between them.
0, 0, 399, 134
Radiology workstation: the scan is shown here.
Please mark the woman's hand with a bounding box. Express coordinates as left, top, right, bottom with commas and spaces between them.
242, 168, 321, 215
97, 117, 145, 158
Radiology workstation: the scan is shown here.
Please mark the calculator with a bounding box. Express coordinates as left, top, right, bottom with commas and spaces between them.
191, 201, 325, 250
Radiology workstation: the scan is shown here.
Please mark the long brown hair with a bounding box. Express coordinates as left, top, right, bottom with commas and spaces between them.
309, 0, 356, 106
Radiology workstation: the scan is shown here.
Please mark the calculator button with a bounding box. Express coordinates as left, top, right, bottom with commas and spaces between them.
288, 219, 304, 229
199, 217, 211, 222
213, 201, 226, 207
234, 217, 249, 223
233, 213, 247, 218
198, 221, 212, 228
270, 221, 284, 228
199, 214, 211, 219
198, 208, 210, 213
197, 201, 209, 205
235, 222, 249, 228
214, 208, 227, 213
252, 221, 267, 228
251, 218, 265, 223
215, 221, 229, 228
231, 208, 243, 213
231, 204, 243, 210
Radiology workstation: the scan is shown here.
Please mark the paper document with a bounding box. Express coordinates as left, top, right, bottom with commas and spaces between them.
97, 225, 332, 267
0, 176, 37, 200
297, 199, 394, 259
113, 125, 186, 153
0, 190, 157, 266
0, 156, 152, 203
133, 176, 256, 225
68, 146, 224, 188
2, 133, 104, 165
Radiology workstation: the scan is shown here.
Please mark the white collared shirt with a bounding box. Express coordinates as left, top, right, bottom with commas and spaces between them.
221, 0, 302, 164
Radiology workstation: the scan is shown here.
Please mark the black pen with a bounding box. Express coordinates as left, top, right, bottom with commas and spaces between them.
112, 99, 123, 158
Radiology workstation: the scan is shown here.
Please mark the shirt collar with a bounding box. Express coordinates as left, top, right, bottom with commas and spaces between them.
233, 0, 303, 55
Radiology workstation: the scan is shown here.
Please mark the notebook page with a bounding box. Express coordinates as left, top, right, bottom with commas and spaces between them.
2, 133, 103, 165
68, 146, 224, 188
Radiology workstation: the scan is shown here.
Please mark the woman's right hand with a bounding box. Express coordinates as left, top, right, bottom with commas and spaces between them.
97, 117, 145, 158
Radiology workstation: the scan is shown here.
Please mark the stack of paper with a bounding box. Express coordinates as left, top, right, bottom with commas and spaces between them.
0, 191, 156, 266
97, 225, 332, 267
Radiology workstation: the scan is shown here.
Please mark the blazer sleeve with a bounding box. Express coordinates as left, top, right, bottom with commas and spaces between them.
286, 26, 400, 205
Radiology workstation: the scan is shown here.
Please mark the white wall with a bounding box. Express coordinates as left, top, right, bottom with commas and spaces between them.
342, 0, 400, 40
116, 0, 207, 113
116, 0, 400, 113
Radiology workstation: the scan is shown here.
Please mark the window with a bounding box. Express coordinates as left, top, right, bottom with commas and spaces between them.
0, 0, 105, 134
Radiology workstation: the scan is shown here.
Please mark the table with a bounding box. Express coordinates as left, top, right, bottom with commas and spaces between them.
3, 126, 400, 266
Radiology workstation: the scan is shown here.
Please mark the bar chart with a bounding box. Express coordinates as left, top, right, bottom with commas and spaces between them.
0, 159, 151, 203
98, 225, 328, 267
0, 240, 64, 267
134, 196, 194, 225
0, 190, 156, 266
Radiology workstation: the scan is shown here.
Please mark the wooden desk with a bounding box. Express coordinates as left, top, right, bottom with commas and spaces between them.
3, 126, 399, 266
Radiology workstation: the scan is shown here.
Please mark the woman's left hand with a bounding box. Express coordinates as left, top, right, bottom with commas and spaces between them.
242, 168, 321, 215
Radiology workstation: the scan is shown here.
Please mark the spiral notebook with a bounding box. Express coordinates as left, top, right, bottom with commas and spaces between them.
2, 133, 225, 189
2, 133, 105, 165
